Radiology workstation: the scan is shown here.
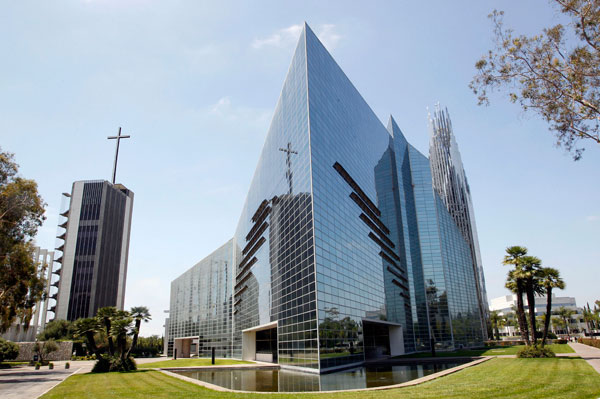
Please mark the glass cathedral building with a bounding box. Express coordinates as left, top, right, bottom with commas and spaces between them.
167, 23, 486, 373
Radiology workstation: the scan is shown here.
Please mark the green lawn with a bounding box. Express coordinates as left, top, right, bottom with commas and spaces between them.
138, 358, 252, 368
399, 344, 574, 358
42, 358, 600, 399
0, 361, 29, 368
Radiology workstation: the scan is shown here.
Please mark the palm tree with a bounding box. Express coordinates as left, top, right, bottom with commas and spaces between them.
73, 318, 101, 356
519, 255, 543, 345
538, 267, 565, 346
556, 307, 576, 340
583, 303, 599, 339
96, 307, 118, 356
126, 306, 151, 358
490, 311, 504, 341
110, 317, 133, 360
503, 246, 530, 345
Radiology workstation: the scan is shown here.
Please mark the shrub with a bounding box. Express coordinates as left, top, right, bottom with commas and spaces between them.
517, 345, 556, 358
92, 355, 137, 373
71, 355, 97, 361
33, 339, 59, 364
35, 362, 41, 370
554, 339, 567, 344
547, 332, 558, 339
65, 362, 70, 369
579, 338, 600, 349
0, 338, 19, 362
48, 362, 54, 369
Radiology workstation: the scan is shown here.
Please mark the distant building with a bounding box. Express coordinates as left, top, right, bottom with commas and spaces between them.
1, 247, 54, 342
166, 23, 487, 373
490, 293, 577, 316
489, 294, 589, 338
51, 180, 134, 321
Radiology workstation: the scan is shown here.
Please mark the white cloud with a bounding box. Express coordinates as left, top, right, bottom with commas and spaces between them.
586, 215, 599, 222
252, 23, 343, 51
252, 24, 303, 49
318, 24, 343, 50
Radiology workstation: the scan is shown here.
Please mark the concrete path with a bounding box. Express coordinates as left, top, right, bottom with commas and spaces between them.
569, 342, 600, 373
0, 360, 94, 399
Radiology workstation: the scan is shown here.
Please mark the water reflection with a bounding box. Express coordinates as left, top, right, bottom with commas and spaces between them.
175, 360, 467, 392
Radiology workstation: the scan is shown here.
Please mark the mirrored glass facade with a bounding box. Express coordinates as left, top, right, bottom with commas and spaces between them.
167, 240, 234, 357
168, 23, 486, 373
428, 105, 489, 339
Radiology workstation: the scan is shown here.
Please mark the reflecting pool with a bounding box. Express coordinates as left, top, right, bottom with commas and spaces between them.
173, 360, 470, 392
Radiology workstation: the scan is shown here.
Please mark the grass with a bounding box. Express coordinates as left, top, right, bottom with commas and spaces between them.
42, 357, 600, 399
399, 344, 574, 358
0, 361, 29, 368
137, 358, 252, 369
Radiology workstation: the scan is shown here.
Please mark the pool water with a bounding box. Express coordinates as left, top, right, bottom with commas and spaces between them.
173, 360, 469, 392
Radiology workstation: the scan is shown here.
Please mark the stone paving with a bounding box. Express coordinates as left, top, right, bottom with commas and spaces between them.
568, 342, 600, 373
0, 358, 165, 399
0, 360, 94, 399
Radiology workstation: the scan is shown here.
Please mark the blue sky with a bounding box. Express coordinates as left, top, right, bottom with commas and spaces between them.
2, 1, 598, 336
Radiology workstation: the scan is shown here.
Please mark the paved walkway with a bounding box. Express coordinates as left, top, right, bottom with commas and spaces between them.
0, 360, 94, 399
569, 342, 600, 373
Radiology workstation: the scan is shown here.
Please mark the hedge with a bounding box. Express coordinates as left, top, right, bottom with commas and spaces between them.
578, 338, 600, 349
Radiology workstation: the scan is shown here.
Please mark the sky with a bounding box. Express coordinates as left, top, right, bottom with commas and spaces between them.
1, 1, 598, 336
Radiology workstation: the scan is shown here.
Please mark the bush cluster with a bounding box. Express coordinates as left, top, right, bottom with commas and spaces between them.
516, 346, 556, 358
71, 354, 96, 361
485, 340, 525, 347
578, 338, 600, 349
91, 355, 137, 373
0, 338, 19, 362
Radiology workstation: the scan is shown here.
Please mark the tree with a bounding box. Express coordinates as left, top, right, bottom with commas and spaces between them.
126, 306, 151, 358
96, 307, 118, 356
583, 303, 599, 338
538, 267, 565, 346
90, 306, 150, 372
556, 307, 576, 339
73, 318, 101, 356
110, 317, 132, 361
0, 337, 19, 362
37, 319, 75, 341
470, 1, 600, 160
520, 255, 544, 344
33, 339, 58, 365
490, 311, 504, 340
0, 149, 46, 332
503, 246, 530, 345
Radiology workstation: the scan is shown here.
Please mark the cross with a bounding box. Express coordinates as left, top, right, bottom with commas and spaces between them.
107, 127, 131, 184
279, 142, 297, 195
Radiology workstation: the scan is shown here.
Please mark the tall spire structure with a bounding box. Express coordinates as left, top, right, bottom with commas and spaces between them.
428, 104, 489, 339
108, 127, 131, 184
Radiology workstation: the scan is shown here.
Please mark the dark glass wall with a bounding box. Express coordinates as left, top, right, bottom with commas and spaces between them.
93, 183, 127, 313
67, 182, 103, 320
66, 181, 132, 321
